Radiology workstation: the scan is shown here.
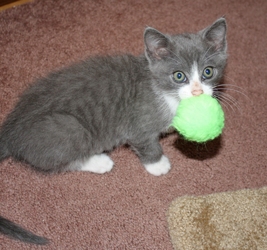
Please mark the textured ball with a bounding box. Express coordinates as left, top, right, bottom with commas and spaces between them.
172, 94, 224, 143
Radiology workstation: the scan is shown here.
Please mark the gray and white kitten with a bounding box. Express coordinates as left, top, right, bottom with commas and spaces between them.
0, 18, 227, 244
0, 18, 227, 177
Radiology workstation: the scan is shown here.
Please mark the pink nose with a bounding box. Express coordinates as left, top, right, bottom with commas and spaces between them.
191, 89, 204, 96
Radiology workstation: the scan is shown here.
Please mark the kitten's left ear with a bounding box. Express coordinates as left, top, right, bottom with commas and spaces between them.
144, 27, 171, 62
200, 17, 227, 52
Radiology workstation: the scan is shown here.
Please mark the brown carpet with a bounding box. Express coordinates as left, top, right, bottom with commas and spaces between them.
168, 187, 267, 250
0, 0, 266, 249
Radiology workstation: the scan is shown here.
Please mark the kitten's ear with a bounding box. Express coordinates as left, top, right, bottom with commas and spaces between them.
200, 18, 227, 52
144, 27, 171, 62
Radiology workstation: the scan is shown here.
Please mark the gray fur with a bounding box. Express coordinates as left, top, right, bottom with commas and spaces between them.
0, 18, 227, 173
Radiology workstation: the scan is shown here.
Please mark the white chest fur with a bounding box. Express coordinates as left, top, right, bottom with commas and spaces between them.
163, 94, 179, 117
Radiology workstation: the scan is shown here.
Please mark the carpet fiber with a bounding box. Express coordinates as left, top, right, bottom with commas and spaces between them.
0, 0, 267, 249
168, 187, 267, 250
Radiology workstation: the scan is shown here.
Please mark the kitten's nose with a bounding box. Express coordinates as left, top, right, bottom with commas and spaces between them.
192, 89, 204, 96
191, 81, 203, 96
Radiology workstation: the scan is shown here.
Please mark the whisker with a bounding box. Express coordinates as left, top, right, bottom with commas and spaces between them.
213, 86, 250, 100
213, 93, 235, 112
213, 94, 231, 112
168, 57, 181, 65
223, 75, 240, 85
202, 45, 214, 60
214, 93, 234, 111
222, 76, 249, 93
165, 48, 192, 67
221, 93, 242, 111
215, 95, 237, 113
213, 91, 242, 113
203, 51, 222, 62
165, 48, 180, 60
215, 83, 244, 90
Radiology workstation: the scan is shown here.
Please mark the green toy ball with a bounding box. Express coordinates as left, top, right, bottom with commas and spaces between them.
172, 94, 225, 143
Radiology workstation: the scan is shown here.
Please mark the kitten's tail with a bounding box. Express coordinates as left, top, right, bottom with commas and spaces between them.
0, 137, 48, 245
0, 215, 49, 245
0, 135, 10, 163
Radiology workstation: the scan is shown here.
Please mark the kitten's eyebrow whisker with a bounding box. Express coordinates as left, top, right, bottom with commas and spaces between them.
202, 45, 214, 60
166, 48, 188, 66
165, 48, 180, 60
203, 51, 221, 62
168, 57, 181, 65
165, 48, 188, 67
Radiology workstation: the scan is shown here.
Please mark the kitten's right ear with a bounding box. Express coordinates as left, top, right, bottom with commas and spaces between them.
144, 27, 171, 62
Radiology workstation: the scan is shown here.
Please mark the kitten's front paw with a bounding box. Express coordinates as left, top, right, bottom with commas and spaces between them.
80, 154, 114, 174
144, 155, 171, 176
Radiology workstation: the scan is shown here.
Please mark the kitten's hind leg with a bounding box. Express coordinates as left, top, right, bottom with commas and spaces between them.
79, 154, 114, 174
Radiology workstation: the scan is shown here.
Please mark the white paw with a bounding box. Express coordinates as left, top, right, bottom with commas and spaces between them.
80, 154, 114, 174
144, 155, 171, 176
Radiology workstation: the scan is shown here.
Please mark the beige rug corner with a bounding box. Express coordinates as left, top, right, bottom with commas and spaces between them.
167, 187, 267, 250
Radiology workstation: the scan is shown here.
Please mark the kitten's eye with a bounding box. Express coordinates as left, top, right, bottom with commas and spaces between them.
172, 71, 187, 83
202, 67, 214, 79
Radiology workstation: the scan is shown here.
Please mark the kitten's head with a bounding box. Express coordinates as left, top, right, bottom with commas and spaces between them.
144, 18, 227, 101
